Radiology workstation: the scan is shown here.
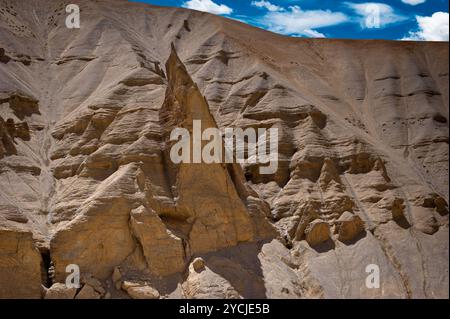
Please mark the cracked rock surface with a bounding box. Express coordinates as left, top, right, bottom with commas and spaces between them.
0, 0, 448, 299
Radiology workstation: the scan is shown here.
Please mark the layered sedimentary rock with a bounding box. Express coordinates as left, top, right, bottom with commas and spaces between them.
0, 0, 448, 299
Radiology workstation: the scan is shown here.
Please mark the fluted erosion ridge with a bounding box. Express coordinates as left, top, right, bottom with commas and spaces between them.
0, 0, 448, 299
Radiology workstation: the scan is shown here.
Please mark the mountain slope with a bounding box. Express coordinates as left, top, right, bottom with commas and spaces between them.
0, 0, 448, 299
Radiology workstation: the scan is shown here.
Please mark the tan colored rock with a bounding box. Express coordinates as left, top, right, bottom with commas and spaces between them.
75, 284, 101, 299
82, 274, 105, 295
158, 44, 267, 256
305, 220, 331, 246
0, 229, 42, 298
0, 0, 448, 299
192, 257, 205, 272
121, 281, 138, 291
129, 205, 186, 276
318, 158, 342, 191
411, 206, 439, 235
258, 240, 303, 298
182, 260, 241, 299
50, 164, 140, 281
391, 198, 407, 222
45, 283, 77, 299
112, 267, 122, 284
122, 282, 160, 300
0, 205, 28, 223
336, 212, 364, 242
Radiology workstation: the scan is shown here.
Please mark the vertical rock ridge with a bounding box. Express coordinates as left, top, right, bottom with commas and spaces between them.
159, 44, 274, 256
0, 1, 447, 299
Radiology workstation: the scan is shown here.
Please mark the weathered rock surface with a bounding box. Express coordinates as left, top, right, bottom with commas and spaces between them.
182, 258, 242, 299
44, 283, 77, 299
304, 219, 331, 247
122, 281, 160, 299
75, 284, 101, 299
0, 229, 42, 298
0, 0, 448, 299
336, 211, 365, 242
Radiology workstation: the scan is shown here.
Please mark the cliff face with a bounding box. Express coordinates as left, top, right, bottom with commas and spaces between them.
0, 0, 448, 299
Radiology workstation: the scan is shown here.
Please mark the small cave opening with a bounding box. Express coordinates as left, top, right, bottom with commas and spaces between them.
40, 248, 53, 288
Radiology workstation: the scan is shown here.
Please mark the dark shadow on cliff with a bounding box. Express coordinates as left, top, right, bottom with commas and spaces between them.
198, 239, 272, 299
340, 230, 368, 246
311, 238, 336, 253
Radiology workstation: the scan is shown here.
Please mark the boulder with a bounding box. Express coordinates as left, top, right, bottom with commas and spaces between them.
192, 257, 206, 272
305, 220, 331, 246
336, 212, 364, 242
122, 281, 160, 299
45, 283, 77, 299
75, 284, 101, 299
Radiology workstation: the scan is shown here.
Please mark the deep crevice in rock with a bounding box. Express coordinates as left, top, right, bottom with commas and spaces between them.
39, 248, 53, 288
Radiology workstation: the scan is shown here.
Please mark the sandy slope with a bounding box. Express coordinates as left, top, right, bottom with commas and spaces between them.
0, 0, 448, 298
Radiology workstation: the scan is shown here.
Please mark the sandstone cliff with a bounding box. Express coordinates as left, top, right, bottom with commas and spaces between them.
0, 0, 448, 299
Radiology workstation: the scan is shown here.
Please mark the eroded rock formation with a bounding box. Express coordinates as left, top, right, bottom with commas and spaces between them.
0, 0, 448, 299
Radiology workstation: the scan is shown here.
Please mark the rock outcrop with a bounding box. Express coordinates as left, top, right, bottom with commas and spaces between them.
44, 283, 77, 299
122, 281, 160, 299
0, 0, 448, 299
0, 229, 42, 298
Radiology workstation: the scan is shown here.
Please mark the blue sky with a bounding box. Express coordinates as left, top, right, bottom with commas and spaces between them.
131, 0, 449, 41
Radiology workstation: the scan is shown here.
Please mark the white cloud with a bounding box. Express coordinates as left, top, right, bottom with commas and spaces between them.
402, 12, 449, 41
182, 0, 233, 15
301, 29, 327, 38
346, 2, 407, 28
251, 0, 284, 12
401, 0, 426, 5
258, 5, 348, 37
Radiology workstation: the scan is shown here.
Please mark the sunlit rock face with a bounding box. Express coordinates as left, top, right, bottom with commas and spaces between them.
0, 0, 448, 299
